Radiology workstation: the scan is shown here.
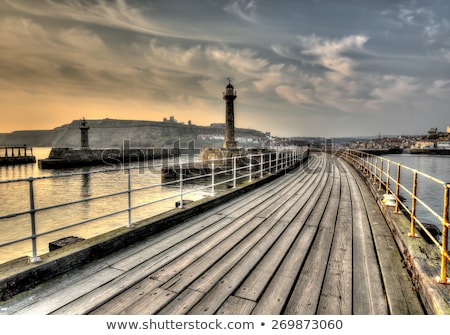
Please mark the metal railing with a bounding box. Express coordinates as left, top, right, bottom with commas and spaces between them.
339, 149, 450, 284
0, 148, 306, 265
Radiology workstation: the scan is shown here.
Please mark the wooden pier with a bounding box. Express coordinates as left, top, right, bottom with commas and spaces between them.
0, 146, 36, 166
0, 153, 435, 314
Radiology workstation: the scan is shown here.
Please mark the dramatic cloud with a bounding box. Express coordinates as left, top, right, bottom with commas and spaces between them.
224, 0, 258, 22
1, 0, 449, 137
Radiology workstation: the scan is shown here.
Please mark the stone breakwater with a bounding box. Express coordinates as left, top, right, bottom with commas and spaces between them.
0, 146, 36, 166
38, 147, 180, 169
0, 156, 36, 166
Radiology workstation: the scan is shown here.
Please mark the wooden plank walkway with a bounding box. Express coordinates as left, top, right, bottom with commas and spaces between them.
0, 153, 425, 315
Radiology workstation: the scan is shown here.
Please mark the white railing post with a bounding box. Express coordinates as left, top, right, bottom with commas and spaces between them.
249, 154, 253, 182
276, 151, 279, 173
260, 153, 263, 178
211, 160, 215, 196
28, 177, 41, 263
233, 156, 237, 188
285, 151, 288, 173
269, 152, 273, 174
127, 166, 132, 227
179, 163, 184, 208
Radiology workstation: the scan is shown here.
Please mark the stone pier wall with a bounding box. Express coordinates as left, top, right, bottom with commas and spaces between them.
39, 147, 180, 169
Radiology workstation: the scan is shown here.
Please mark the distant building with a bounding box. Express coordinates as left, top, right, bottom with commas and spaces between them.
413, 141, 435, 149
437, 141, 450, 149
163, 116, 177, 123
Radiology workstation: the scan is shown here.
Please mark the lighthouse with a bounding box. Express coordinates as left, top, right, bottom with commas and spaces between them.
223, 80, 237, 149
79, 117, 90, 148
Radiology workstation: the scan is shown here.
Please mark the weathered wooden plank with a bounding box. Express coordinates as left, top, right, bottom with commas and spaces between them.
234, 161, 327, 301
224, 173, 307, 220
344, 162, 388, 315
351, 163, 424, 315
158, 216, 266, 291
88, 278, 162, 315
281, 164, 326, 222
251, 225, 318, 315
220, 171, 303, 219
187, 215, 285, 295
258, 158, 325, 224
374, 234, 424, 314
119, 287, 176, 315
187, 219, 291, 314
316, 165, 353, 315
216, 296, 256, 315
157, 288, 204, 315
256, 170, 315, 219
112, 214, 230, 271
219, 155, 321, 220
0, 258, 115, 314
14, 267, 123, 315
180, 163, 324, 301
53, 218, 236, 314
284, 166, 341, 314
251, 162, 333, 314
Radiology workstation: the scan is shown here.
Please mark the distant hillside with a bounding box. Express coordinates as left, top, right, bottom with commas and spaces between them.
0, 130, 56, 147
0, 119, 266, 148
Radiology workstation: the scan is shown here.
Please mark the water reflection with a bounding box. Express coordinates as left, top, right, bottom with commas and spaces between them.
80, 171, 91, 218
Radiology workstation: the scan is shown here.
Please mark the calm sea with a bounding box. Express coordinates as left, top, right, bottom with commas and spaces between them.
0, 150, 449, 264
383, 153, 450, 225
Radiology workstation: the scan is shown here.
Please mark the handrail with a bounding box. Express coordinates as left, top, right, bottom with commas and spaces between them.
338, 149, 450, 284
0, 147, 306, 265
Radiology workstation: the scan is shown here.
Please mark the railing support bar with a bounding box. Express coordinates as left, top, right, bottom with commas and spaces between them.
28, 177, 41, 263
260, 154, 263, 178
409, 171, 418, 238
386, 161, 390, 195
233, 156, 237, 188
179, 164, 184, 208
211, 161, 215, 196
394, 164, 401, 214
127, 166, 133, 227
249, 155, 252, 182
378, 160, 383, 190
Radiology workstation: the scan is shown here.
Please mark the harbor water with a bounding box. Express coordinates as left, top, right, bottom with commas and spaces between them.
0, 148, 210, 264
383, 153, 450, 230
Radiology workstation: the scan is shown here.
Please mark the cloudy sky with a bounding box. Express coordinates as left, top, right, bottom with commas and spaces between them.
1, 0, 450, 137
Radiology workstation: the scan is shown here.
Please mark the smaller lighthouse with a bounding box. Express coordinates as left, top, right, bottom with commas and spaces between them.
79, 117, 90, 148
223, 79, 237, 149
